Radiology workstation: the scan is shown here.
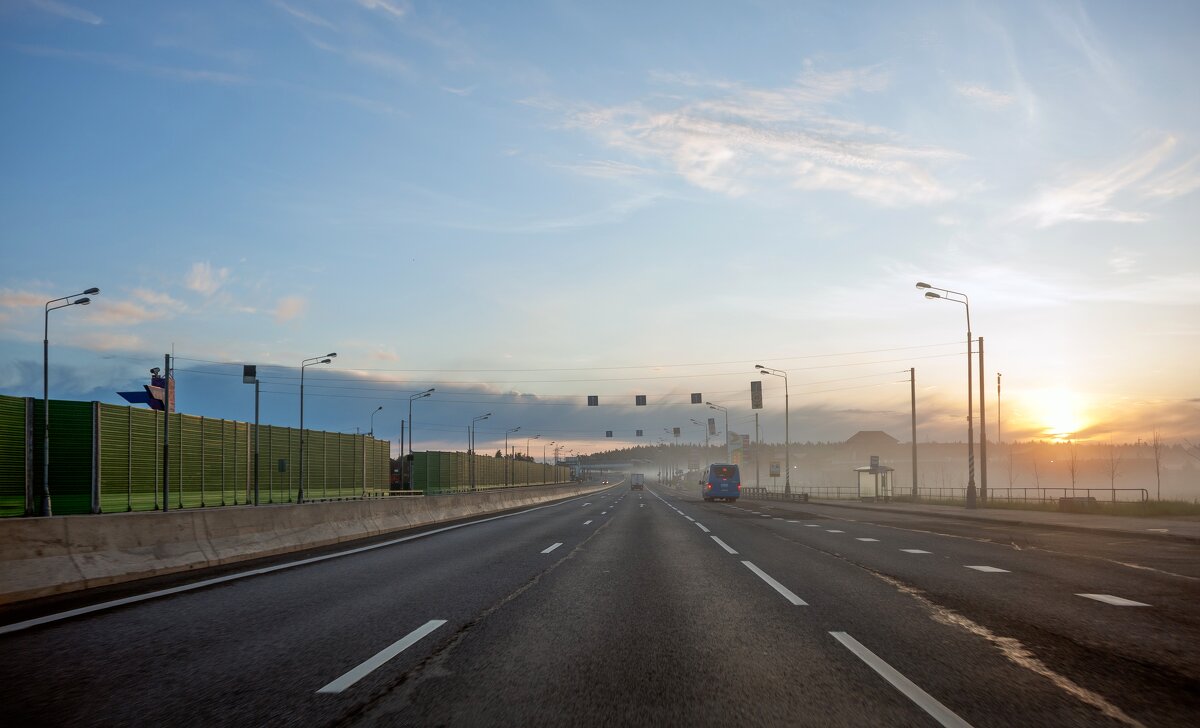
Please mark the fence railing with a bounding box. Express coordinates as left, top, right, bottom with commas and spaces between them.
911, 487, 1149, 503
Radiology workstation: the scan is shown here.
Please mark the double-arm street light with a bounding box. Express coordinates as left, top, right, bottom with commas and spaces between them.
505, 426, 520, 486
42, 287, 99, 516
405, 388, 435, 463
755, 364, 790, 495
299, 352, 336, 503
916, 281, 978, 508
706, 402, 730, 464
368, 406, 383, 437
690, 418, 709, 451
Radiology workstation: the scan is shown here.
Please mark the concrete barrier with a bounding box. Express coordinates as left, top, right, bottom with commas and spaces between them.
0, 483, 606, 605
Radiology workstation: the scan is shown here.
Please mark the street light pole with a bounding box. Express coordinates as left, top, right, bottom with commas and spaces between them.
917, 281, 976, 508
505, 426, 520, 487
369, 406, 383, 437
706, 402, 730, 464
471, 413, 490, 491
755, 365, 790, 495
406, 388, 435, 463
299, 352, 336, 504
42, 287, 98, 517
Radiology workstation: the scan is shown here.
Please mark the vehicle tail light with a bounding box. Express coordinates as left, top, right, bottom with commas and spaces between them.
705, 483, 713, 490
736, 483, 741, 490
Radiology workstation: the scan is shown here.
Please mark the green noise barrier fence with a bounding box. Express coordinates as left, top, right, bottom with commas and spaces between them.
412, 451, 571, 494
0, 394, 389, 517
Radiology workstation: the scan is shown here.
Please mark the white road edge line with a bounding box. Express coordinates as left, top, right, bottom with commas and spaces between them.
741, 561, 807, 605
0, 488, 603, 636
711, 536, 739, 555
542, 542, 563, 554
695, 523, 710, 533
317, 620, 446, 694
1077, 593, 1151, 607
830, 631, 972, 728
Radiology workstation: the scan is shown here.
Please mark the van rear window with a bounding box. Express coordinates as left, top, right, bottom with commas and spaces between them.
712, 466, 736, 479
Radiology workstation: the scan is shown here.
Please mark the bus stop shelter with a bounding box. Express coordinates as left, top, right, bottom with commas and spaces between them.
853, 456, 893, 501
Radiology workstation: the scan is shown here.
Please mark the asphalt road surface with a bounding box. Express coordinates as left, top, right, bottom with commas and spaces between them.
3, 481, 1197, 727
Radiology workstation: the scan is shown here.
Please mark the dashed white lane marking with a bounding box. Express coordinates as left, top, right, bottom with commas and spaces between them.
901, 549, 932, 554
742, 561, 807, 605
583, 503, 591, 507
1077, 594, 1151, 607
318, 620, 446, 694
711, 536, 739, 555
830, 632, 972, 728
804, 524, 821, 528
827, 530, 845, 533
964, 565, 1009, 573
786, 520, 801, 523
685, 516, 695, 522
696, 523, 711, 533
601, 511, 608, 515
583, 520, 593, 525
856, 538, 880, 542
541, 542, 563, 554
760, 514, 773, 518
640, 504, 645, 508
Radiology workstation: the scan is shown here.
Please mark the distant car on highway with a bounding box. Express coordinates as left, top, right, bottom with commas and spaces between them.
700, 463, 741, 502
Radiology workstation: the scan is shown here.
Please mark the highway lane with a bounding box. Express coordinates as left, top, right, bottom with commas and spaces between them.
3, 481, 1197, 726
658, 486, 1200, 727
1, 484, 627, 727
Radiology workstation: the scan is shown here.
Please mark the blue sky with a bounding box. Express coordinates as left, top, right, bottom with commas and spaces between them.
2, 0, 1198, 454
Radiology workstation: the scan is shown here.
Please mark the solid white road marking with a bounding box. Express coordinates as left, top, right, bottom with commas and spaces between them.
964, 565, 1009, 573
742, 561, 807, 605
542, 542, 563, 554
317, 620, 446, 694
583, 520, 593, 525
711, 536, 739, 554
1077, 594, 1151, 607
856, 538, 880, 542
901, 549, 931, 554
696, 523, 710, 533
830, 632, 972, 728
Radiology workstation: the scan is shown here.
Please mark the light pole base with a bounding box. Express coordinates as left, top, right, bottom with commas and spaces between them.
965, 484, 977, 509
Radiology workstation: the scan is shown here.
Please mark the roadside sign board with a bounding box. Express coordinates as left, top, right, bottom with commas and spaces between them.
770, 461, 781, 477
750, 380, 762, 409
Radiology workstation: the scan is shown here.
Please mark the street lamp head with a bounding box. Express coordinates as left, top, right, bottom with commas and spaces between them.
83, 288, 100, 295
924, 291, 941, 300
319, 358, 332, 364
73, 297, 90, 306
374, 406, 383, 413
915, 282, 931, 289
326, 352, 337, 358
754, 364, 765, 369
422, 387, 435, 394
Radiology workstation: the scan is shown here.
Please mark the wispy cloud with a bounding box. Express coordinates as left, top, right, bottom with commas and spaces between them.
0, 289, 46, 309
274, 295, 307, 323
11, 45, 248, 85
270, 0, 335, 30
1017, 136, 1200, 227
185, 262, 230, 296
79, 300, 165, 326
548, 65, 963, 206
28, 0, 101, 26
954, 82, 1014, 109
358, 0, 409, 21
74, 332, 145, 352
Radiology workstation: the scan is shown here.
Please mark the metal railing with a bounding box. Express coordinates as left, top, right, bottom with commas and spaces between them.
913, 487, 1149, 504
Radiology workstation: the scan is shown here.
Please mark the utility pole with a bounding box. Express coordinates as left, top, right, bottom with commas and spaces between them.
910, 368, 917, 499
162, 353, 171, 512
978, 337, 987, 505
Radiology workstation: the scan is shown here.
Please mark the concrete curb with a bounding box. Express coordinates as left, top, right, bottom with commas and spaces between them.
0, 483, 606, 606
